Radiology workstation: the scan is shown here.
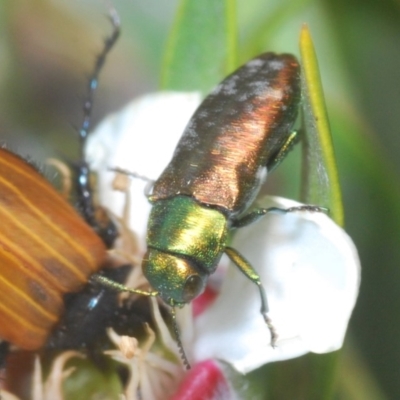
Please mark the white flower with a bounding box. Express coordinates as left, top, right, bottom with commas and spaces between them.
86, 92, 360, 385
193, 195, 360, 373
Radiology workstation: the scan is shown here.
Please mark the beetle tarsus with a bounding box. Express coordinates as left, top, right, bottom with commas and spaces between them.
285, 205, 329, 213
262, 313, 278, 348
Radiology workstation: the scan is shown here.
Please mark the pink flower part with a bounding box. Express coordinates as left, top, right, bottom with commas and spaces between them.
193, 285, 219, 317
169, 360, 230, 400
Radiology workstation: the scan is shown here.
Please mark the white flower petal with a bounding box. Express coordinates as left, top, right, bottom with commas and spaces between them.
86, 92, 201, 249
193, 196, 360, 373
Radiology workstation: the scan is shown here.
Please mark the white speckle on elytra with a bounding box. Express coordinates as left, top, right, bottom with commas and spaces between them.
243, 102, 256, 113
198, 110, 209, 119
245, 58, 264, 69
249, 80, 270, 96
219, 78, 239, 96
204, 119, 216, 128
269, 59, 284, 70
212, 83, 223, 95
238, 92, 250, 102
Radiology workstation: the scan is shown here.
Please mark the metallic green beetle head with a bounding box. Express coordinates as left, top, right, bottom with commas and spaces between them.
142, 248, 207, 306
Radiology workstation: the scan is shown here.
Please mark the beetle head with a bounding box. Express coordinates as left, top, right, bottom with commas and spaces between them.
142, 249, 206, 306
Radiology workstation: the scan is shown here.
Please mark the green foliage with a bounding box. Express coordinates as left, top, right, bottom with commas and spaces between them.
299, 26, 344, 226
161, 0, 237, 93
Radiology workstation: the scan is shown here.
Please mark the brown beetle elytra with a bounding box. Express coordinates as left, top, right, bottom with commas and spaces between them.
0, 148, 107, 350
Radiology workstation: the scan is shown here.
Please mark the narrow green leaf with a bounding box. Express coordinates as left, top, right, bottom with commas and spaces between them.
161, 0, 237, 93
337, 341, 388, 400
299, 25, 344, 226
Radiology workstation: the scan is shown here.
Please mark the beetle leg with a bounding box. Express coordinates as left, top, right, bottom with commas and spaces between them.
232, 204, 328, 229
225, 247, 278, 347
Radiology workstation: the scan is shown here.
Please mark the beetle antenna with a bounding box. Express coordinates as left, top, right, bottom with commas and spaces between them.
75, 10, 120, 247
90, 274, 159, 297
79, 9, 120, 154
170, 306, 191, 370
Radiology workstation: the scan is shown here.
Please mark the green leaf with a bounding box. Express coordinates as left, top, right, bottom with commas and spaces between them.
260, 352, 340, 400
160, 0, 237, 93
238, 0, 313, 60
299, 25, 344, 226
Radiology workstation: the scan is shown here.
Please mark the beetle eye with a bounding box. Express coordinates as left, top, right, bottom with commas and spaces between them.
182, 275, 204, 303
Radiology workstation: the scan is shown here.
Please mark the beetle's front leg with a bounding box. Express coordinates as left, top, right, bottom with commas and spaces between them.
224, 247, 278, 347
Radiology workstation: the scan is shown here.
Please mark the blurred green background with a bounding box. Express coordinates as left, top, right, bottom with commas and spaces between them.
0, 0, 399, 399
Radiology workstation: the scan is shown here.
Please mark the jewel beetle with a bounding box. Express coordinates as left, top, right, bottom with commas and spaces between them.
0, 12, 121, 354
136, 53, 324, 345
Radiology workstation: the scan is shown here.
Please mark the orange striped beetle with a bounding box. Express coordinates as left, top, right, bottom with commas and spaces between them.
0, 147, 108, 350
0, 12, 126, 356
